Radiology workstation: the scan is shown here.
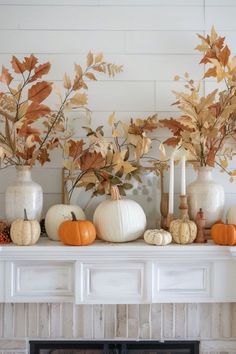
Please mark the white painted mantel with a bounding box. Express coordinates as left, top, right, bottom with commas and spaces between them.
1, 239, 236, 305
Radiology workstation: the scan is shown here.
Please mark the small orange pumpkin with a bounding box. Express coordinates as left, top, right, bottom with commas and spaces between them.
211, 222, 236, 246
59, 212, 96, 246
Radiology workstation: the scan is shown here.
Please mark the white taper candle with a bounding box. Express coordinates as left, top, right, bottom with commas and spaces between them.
181, 154, 186, 195
168, 156, 174, 214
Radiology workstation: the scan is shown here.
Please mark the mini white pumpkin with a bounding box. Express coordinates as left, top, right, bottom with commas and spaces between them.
45, 204, 86, 241
93, 186, 146, 242
227, 206, 236, 224
144, 229, 172, 246
170, 217, 197, 244
10, 209, 41, 246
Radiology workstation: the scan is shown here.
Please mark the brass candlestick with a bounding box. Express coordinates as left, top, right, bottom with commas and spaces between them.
179, 195, 189, 219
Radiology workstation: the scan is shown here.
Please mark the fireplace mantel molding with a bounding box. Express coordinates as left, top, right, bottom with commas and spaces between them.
1, 239, 236, 304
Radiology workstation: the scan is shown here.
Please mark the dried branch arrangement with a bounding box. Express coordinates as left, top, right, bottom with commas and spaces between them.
0, 52, 122, 167
160, 27, 236, 179
63, 114, 168, 200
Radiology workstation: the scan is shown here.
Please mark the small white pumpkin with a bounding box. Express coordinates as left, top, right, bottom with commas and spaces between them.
227, 206, 236, 224
45, 204, 86, 241
93, 186, 146, 243
170, 217, 197, 244
10, 209, 41, 246
144, 229, 172, 246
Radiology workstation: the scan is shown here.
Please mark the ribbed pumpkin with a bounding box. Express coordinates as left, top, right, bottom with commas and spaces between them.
10, 209, 41, 246
211, 222, 236, 245
144, 229, 172, 246
170, 217, 197, 244
59, 212, 96, 246
93, 186, 146, 243
45, 204, 86, 241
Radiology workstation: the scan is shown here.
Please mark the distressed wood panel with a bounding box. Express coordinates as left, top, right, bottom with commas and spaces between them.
162, 304, 174, 339
151, 303, 162, 339
61, 303, 74, 338
27, 304, 38, 338
13, 304, 27, 338
174, 303, 186, 339
38, 304, 50, 338
104, 305, 116, 339
50, 303, 62, 338
116, 305, 127, 338
127, 304, 139, 338
93, 305, 104, 339
139, 304, 151, 339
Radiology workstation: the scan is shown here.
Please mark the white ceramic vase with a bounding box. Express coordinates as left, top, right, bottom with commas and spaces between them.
5, 166, 43, 223
187, 167, 224, 228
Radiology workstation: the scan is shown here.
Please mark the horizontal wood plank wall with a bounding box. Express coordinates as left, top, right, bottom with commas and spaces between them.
0, 1, 236, 353
0, 0, 235, 220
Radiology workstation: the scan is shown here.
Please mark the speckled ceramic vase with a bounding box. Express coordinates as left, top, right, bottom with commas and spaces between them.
187, 167, 225, 228
5, 166, 43, 223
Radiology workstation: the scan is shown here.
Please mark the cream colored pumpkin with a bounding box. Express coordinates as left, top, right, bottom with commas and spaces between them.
170, 218, 197, 244
144, 229, 172, 246
45, 204, 86, 241
93, 186, 146, 243
10, 209, 41, 246
227, 206, 236, 224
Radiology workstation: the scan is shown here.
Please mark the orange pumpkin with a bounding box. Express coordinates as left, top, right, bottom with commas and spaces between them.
211, 222, 236, 246
59, 212, 96, 246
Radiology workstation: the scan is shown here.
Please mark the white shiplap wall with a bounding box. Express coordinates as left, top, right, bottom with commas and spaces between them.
0, 2, 236, 353
0, 0, 236, 221
0, 0, 236, 220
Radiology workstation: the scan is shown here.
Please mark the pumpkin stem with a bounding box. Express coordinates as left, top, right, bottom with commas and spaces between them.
24, 209, 28, 221
71, 212, 77, 221
111, 186, 121, 201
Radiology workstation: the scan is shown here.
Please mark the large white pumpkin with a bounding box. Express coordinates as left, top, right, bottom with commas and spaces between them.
45, 204, 86, 241
93, 186, 146, 242
227, 206, 236, 224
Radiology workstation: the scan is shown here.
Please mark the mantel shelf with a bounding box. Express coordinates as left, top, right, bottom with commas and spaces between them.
1, 238, 236, 304
0, 238, 234, 260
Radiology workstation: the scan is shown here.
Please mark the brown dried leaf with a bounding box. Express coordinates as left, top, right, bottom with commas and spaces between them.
85, 72, 97, 81
70, 92, 87, 107
80, 151, 105, 171
23, 55, 38, 71
218, 45, 231, 66
28, 81, 52, 103
29, 62, 51, 82
0, 66, 13, 85
95, 52, 103, 64
11, 56, 26, 74
204, 66, 217, 78
87, 51, 93, 67
68, 139, 84, 159
74, 63, 83, 78
25, 102, 51, 122
163, 137, 180, 146
63, 73, 72, 90
37, 148, 50, 166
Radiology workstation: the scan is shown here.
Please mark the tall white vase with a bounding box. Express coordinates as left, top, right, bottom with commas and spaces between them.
5, 166, 43, 223
187, 167, 224, 228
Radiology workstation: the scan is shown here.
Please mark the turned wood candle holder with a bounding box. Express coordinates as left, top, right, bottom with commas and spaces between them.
166, 213, 175, 230
179, 194, 189, 219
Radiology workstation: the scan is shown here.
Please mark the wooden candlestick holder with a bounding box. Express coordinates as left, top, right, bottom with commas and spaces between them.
179, 195, 189, 219
166, 213, 175, 230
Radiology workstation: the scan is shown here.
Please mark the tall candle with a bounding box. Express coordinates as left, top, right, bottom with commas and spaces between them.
181, 154, 186, 195
168, 156, 174, 214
